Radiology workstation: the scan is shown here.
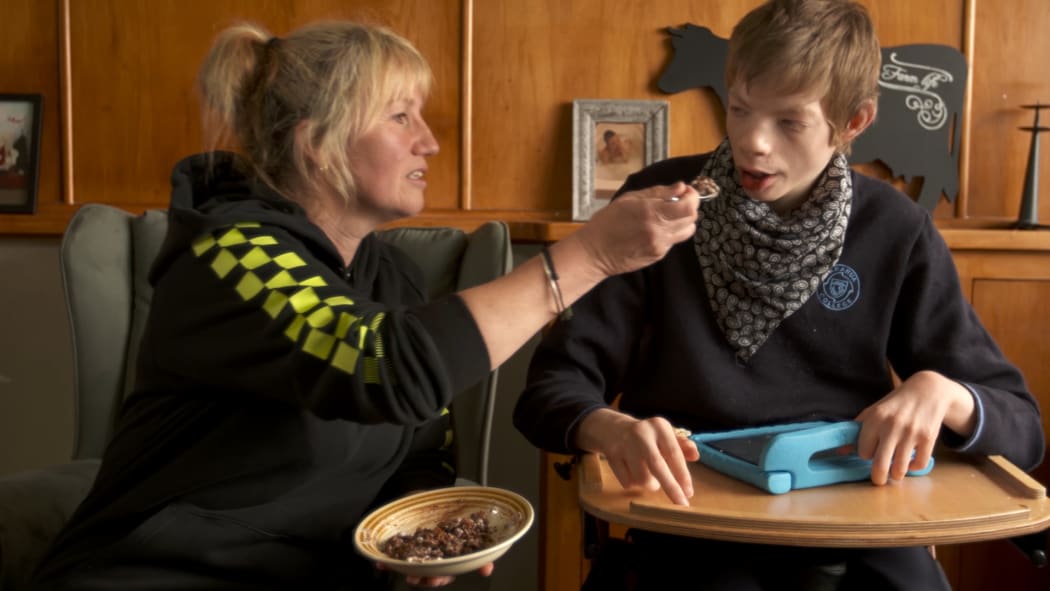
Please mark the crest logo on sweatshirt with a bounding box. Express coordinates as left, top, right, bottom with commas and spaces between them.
817, 264, 860, 311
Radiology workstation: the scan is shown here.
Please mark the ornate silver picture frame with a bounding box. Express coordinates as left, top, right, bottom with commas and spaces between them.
572, 99, 669, 221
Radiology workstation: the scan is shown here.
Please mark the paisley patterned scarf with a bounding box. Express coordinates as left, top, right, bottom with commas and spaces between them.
693, 139, 852, 362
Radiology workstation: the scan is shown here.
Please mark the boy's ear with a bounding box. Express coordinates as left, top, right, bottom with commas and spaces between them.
840, 99, 877, 144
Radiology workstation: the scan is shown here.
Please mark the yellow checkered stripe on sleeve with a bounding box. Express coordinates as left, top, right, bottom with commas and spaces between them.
191, 222, 386, 381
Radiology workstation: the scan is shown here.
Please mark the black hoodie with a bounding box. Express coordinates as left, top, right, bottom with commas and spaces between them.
33, 152, 490, 589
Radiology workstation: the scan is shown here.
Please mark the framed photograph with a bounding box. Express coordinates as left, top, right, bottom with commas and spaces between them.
0, 94, 43, 214
573, 99, 668, 221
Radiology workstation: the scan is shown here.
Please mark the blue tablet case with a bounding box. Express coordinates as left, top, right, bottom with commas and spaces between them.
688, 421, 935, 494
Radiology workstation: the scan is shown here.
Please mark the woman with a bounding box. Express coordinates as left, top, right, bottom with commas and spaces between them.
31, 20, 701, 590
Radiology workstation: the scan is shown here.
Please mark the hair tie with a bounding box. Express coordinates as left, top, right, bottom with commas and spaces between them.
266, 36, 281, 50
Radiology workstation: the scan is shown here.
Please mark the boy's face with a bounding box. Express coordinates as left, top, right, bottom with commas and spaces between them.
725, 77, 839, 213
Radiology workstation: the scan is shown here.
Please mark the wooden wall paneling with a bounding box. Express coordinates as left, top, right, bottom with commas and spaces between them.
64, 0, 462, 212
958, 0, 976, 221
862, 0, 964, 46
460, 0, 474, 210
972, 272, 1050, 490
974, 276, 1050, 435
952, 537, 1050, 591
469, 0, 763, 217
470, 0, 970, 219
957, 276, 1050, 591
966, 0, 1050, 222
0, 0, 65, 234
3, 0, 1049, 235
861, 0, 966, 219
540, 453, 586, 591
940, 237, 1050, 591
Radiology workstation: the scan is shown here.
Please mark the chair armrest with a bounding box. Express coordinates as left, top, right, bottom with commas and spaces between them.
0, 459, 99, 590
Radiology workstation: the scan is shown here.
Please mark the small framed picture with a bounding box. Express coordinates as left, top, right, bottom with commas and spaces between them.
572, 99, 668, 221
0, 94, 43, 214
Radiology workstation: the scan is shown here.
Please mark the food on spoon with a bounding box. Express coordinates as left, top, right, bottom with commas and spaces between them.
668, 175, 720, 202
690, 175, 721, 199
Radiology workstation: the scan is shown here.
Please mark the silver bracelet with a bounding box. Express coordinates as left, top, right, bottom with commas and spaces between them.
540, 245, 572, 321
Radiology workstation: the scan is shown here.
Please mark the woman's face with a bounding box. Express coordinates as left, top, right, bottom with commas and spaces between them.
347, 88, 439, 222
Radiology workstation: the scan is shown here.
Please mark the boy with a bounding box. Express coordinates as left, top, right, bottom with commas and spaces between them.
513, 0, 1044, 589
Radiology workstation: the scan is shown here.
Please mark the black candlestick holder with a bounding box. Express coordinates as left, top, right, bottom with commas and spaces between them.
1014, 103, 1050, 229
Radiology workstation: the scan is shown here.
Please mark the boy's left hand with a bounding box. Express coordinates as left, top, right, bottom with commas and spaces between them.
854, 370, 976, 485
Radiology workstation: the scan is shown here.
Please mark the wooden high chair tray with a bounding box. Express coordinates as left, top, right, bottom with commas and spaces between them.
577, 452, 1050, 547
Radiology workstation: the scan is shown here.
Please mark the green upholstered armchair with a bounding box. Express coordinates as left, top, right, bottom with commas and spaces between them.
0, 203, 512, 590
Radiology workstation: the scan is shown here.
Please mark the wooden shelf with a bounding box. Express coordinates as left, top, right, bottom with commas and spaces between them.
506, 220, 580, 243
505, 219, 1050, 247
10, 206, 1050, 253
939, 228, 1050, 251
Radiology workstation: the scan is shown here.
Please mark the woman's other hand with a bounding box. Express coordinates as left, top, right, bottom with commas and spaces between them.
376, 561, 495, 588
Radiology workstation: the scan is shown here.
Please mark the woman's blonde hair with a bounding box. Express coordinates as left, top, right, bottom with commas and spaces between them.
197, 21, 432, 203
726, 0, 880, 152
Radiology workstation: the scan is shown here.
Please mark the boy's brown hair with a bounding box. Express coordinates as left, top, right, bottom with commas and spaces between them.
726, 0, 881, 151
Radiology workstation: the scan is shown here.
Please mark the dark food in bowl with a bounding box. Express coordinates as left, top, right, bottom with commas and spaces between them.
380, 511, 495, 561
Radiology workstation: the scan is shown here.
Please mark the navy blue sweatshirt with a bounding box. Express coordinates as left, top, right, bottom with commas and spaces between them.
515, 154, 1043, 473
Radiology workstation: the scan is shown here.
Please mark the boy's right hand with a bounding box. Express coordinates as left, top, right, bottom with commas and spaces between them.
575, 408, 699, 506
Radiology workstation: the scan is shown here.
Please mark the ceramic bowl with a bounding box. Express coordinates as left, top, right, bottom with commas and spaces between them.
353, 486, 534, 578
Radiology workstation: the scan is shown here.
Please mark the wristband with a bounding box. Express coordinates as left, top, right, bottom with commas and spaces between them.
540, 245, 573, 321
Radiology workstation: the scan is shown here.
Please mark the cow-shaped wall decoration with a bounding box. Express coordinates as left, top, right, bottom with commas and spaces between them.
658, 24, 967, 210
